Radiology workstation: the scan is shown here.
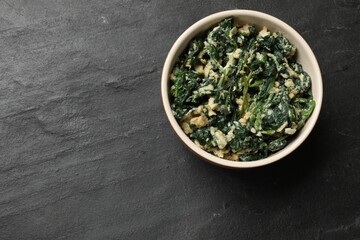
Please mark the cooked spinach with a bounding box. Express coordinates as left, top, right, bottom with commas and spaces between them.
170, 18, 315, 161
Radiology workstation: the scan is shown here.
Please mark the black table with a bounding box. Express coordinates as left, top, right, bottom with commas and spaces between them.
1, 1, 359, 239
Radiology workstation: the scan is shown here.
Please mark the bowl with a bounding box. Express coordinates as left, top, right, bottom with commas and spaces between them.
161, 10, 323, 168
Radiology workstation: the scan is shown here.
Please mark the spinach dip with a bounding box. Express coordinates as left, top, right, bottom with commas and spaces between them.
170, 18, 315, 161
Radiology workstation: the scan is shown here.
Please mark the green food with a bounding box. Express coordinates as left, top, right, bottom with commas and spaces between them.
170, 18, 315, 161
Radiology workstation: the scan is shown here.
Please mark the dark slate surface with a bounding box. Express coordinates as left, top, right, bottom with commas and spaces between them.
0, 1, 359, 239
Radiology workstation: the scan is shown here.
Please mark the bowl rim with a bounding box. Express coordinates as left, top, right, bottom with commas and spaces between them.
161, 9, 323, 169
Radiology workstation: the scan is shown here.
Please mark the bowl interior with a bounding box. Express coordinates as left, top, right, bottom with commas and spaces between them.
161, 10, 323, 168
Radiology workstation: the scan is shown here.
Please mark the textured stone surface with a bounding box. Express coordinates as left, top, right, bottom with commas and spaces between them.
0, 0, 359, 239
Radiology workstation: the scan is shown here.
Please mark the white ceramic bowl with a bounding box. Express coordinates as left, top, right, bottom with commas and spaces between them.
161, 10, 323, 168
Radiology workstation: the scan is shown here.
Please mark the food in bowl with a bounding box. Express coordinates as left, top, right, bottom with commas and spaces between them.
169, 17, 315, 161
